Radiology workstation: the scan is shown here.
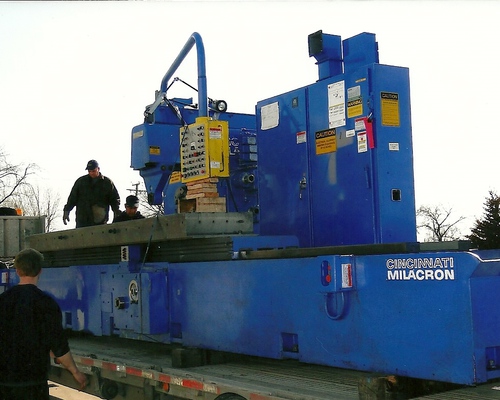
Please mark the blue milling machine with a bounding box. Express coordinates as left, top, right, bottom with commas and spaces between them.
13, 31, 500, 386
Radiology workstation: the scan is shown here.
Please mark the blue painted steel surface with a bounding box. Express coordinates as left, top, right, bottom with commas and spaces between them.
131, 122, 181, 205
164, 250, 500, 385
256, 87, 311, 240
4, 248, 496, 385
257, 32, 416, 247
131, 31, 258, 214
132, 109, 257, 214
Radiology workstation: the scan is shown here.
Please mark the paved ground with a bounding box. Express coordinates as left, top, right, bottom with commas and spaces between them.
49, 381, 99, 400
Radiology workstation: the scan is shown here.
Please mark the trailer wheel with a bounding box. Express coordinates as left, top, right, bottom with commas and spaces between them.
215, 394, 245, 400
100, 379, 119, 399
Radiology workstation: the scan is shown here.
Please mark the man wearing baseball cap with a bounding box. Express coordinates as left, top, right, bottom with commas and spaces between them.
113, 195, 145, 223
62, 159, 121, 228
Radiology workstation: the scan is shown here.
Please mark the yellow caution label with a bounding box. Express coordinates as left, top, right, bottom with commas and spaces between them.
381, 92, 400, 127
169, 171, 181, 184
149, 146, 160, 155
347, 98, 363, 119
315, 128, 337, 155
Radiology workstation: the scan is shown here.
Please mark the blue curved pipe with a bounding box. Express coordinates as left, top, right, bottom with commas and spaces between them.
160, 32, 208, 117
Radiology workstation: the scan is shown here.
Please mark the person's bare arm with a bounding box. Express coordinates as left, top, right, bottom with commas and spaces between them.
55, 351, 88, 390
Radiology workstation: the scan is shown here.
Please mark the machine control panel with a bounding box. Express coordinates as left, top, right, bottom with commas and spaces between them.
180, 117, 229, 183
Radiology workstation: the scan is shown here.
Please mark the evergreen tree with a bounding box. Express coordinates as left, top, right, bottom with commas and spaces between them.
468, 191, 500, 249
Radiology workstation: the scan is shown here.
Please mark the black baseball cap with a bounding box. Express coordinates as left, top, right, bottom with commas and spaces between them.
86, 160, 99, 170
125, 195, 140, 208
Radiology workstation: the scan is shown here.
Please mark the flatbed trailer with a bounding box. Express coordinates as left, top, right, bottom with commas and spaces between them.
48, 336, 500, 400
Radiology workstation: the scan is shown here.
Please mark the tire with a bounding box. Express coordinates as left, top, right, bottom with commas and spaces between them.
215, 394, 246, 400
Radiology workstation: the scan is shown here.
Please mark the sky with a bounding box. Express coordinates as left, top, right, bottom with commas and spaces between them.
0, 0, 499, 236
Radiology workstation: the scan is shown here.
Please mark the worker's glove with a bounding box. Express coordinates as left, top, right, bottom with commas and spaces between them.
63, 210, 70, 225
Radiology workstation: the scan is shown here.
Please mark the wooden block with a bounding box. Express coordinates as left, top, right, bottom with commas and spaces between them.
171, 347, 207, 368
178, 199, 196, 213
196, 197, 226, 212
178, 197, 226, 213
358, 376, 386, 400
187, 186, 218, 194
186, 182, 218, 190
185, 192, 220, 200
187, 177, 219, 184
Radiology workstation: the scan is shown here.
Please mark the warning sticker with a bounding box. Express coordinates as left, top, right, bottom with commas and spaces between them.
209, 127, 222, 139
389, 142, 400, 151
354, 119, 365, 131
347, 86, 363, 118
169, 171, 181, 184
381, 92, 400, 127
342, 263, 353, 288
149, 146, 160, 155
347, 98, 363, 118
357, 132, 367, 153
296, 131, 306, 144
315, 128, 337, 155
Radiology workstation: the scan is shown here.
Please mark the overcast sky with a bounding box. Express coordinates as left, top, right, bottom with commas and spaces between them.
0, 0, 498, 235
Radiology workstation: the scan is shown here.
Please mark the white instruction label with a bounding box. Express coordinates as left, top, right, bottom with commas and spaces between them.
261, 102, 279, 130
328, 81, 346, 128
342, 264, 353, 288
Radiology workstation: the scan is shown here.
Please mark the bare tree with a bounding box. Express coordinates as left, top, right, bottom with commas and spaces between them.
137, 189, 164, 217
0, 148, 60, 232
0, 148, 37, 206
42, 188, 61, 232
10, 185, 61, 232
125, 182, 165, 218
417, 205, 466, 242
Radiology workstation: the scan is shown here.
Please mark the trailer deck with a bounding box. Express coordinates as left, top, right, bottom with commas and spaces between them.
49, 336, 500, 400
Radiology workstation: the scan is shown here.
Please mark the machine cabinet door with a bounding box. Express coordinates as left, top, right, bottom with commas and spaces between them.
307, 73, 377, 247
256, 88, 312, 245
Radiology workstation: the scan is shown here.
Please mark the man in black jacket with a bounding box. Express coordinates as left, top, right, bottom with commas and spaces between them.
63, 159, 120, 228
0, 248, 87, 399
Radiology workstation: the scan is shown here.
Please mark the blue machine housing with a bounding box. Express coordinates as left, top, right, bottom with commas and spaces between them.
257, 32, 416, 247
3, 31, 500, 388
23, 247, 500, 385
131, 105, 257, 217
130, 31, 258, 218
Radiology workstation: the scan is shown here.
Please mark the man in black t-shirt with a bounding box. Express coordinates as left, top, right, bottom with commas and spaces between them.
0, 248, 87, 400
